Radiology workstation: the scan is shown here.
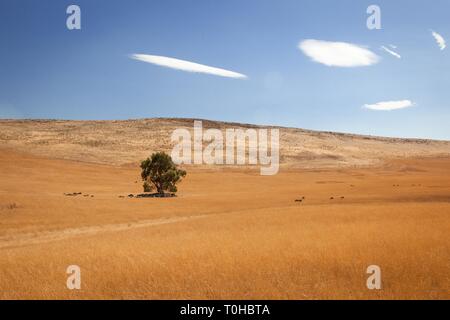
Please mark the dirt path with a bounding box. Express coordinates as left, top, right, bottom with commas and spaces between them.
0, 215, 207, 250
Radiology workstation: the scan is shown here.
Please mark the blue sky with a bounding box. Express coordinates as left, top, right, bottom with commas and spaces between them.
1, 0, 449, 139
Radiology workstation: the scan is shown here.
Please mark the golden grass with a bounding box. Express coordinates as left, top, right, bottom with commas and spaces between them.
0, 149, 449, 299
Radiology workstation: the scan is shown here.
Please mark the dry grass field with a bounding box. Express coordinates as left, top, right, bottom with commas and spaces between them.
0, 119, 449, 299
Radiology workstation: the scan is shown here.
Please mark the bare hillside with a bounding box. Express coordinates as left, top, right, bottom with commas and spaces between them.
0, 118, 449, 168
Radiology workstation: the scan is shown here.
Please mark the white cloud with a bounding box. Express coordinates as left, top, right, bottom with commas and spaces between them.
381, 45, 401, 59
130, 54, 247, 79
431, 30, 446, 50
363, 100, 414, 111
389, 44, 397, 49
298, 39, 380, 67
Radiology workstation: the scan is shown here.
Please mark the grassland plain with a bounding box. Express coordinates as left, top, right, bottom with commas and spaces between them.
0, 119, 449, 299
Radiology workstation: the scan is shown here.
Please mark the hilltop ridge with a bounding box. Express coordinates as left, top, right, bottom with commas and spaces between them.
1, 118, 449, 168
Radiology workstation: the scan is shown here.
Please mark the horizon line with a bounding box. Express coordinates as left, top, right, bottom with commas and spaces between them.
1, 116, 449, 142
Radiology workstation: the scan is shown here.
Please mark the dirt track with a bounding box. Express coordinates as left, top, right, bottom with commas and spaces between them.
0, 215, 207, 250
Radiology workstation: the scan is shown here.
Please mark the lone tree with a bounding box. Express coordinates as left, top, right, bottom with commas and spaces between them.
140, 152, 187, 195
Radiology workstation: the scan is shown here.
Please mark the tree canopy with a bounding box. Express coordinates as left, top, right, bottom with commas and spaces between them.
140, 152, 186, 195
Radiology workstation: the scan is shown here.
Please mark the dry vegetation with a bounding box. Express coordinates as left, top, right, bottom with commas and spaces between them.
0, 119, 449, 299
1, 118, 449, 168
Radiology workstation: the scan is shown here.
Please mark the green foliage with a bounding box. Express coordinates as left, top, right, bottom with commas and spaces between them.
140, 152, 187, 195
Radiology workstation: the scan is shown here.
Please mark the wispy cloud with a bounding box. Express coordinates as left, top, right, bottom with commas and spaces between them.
431, 30, 446, 50
381, 45, 401, 59
130, 54, 247, 79
363, 100, 414, 111
298, 39, 379, 67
